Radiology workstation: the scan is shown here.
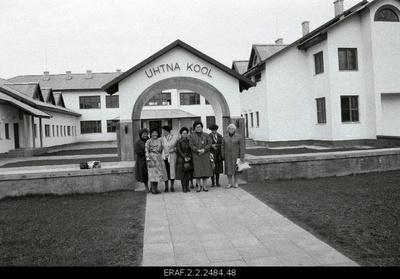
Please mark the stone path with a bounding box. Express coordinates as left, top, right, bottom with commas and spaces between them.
142, 178, 359, 266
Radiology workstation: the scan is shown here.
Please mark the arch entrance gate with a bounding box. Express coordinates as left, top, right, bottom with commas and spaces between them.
102, 40, 255, 161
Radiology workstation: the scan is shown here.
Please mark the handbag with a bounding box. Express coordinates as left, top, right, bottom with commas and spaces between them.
236, 161, 251, 172
183, 162, 194, 172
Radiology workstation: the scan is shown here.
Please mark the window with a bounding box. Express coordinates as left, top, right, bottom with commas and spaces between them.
45, 125, 50, 137
64, 126, 66, 137
206, 116, 216, 129
180, 92, 200, 105
52, 125, 55, 137
107, 120, 119, 133
146, 92, 171, 106
56, 125, 59, 137
338, 48, 358, 70
341, 96, 359, 122
79, 96, 101, 109
314, 51, 324, 74
254, 73, 262, 83
205, 99, 211, 105
375, 5, 400, 22
67, 126, 71, 136
106, 95, 119, 108
5, 123, 10, 139
316, 98, 327, 124
256, 111, 260, 127
250, 113, 254, 128
34, 124, 37, 138
81, 121, 102, 134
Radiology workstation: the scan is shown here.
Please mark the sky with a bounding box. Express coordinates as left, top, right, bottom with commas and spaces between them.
0, 0, 362, 79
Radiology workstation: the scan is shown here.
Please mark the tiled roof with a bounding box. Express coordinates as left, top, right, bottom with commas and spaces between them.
8, 72, 122, 91
253, 45, 288, 61
4, 83, 44, 101
0, 92, 51, 118
232, 61, 249, 75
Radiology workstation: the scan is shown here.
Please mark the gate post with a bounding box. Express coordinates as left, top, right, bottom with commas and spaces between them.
117, 119, 135, 161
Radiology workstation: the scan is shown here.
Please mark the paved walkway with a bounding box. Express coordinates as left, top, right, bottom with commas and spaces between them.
142, 177, 359, 267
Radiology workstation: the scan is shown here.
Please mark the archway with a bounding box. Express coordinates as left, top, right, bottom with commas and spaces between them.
131, 76, 235, 144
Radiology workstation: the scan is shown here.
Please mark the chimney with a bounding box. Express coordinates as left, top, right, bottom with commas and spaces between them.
334, 0, 344, 17
116, 69, 122, 74
66, 71, 72, 80
86, 70, 92, 79
43, 71, 49, 81
275, 38, 283, 45
302, 21, 310, 36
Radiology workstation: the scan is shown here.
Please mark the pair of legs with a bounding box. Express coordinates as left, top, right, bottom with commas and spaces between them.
211, 173, 221, 187
164, 159, 175, 192
226, 174, 239, 188
196, 177, 209, 192
150, 182, 161, 194
181, 179, 191, 193
143, 182, 150, 193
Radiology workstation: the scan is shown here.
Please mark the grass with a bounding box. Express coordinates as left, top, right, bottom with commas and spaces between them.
242, 170, 400, 266
1, 167, 400, 266
0, 190, 146, 266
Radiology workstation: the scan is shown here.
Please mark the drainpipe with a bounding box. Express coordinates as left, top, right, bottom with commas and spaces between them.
39, 117, 43, 148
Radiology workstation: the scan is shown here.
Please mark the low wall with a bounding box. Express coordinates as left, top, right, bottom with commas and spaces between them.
244, 148, 400, 181
0, 163, 137, 200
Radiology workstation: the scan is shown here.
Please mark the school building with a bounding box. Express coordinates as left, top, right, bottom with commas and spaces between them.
1, 0, 400, 157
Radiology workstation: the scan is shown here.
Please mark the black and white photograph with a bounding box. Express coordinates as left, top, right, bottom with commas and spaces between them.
0, 0, 399, 270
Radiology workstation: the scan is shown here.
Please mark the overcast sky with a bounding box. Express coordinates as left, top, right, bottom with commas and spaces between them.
0, 0, 362, 79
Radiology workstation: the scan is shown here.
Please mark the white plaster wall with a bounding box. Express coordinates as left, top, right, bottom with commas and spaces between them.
63, 91, 119, 142
327, 13, 376, 140
0, 103, 21, 153
36, 110, 80, 147
369, 0, 400, 136
118, 47, 243, 125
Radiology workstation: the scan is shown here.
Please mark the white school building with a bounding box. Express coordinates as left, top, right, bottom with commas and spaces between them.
1, 0, 400, 157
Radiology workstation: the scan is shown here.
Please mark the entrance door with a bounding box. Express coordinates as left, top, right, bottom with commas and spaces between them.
149, 121, 162, 137
13, 123, 20, 149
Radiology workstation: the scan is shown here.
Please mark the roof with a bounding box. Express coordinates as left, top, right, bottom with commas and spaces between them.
0, 92, 51, 118
0, 80, 80, 117
141, 109, 197, 119
41, 88, 56, 105
4, 83, 44, 101
243, 0, 370, 75
232, 61, 249, 75
53, 92, 66, 107
102, 40, 256, 94
8, 72, 122, 91
247, 44, 288, 70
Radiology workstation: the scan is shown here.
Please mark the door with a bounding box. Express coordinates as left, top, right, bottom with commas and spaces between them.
149, 121, 162, 137
13, 123, 20, 149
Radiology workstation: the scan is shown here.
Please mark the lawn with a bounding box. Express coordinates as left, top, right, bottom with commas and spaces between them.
242, 170, 400, 266
0, 190, 146, 266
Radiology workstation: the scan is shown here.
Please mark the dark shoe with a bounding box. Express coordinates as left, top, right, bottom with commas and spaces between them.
211, 184, 215, 187
186, 186, 191, 192
203, 187, 208, 192
216, 183, 221, 187
165, 187, 169, 193
171, 187, 175, 192
190, 185, 194, 189
197, 186, 202, 192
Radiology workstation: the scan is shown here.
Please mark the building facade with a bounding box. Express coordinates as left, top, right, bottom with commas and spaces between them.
238, 0, 400, 145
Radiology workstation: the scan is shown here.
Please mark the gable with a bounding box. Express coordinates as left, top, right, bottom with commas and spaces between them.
102, 39, 255, 94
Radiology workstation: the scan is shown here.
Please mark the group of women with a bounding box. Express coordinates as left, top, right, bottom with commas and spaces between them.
134, 121, 245, 194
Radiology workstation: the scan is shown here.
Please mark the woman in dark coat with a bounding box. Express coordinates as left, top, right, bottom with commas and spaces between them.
189, 121, 213, 192
176, 127, 192, 193
208, 124, 223, 187
221, 123, 245, 188
134, 128, 149, 193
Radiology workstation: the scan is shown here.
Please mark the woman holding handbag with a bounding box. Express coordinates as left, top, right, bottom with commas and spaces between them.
175, 127, 193, 193
221, 123, 245, 188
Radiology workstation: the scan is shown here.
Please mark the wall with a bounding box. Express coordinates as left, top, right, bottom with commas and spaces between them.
327, 13, 376, 141
0, 103, 21, 153
62, 90, 120, 142
370, 0, 400, 136
0, 165, 136, 200
244, 148, 400, 181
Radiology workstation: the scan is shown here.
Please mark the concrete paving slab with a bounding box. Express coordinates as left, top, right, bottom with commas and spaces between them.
141, 180, 359, 267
